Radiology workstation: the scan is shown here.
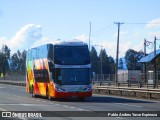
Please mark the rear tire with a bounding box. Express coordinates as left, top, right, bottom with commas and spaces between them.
46, 87, 53, 101
48, 96, 53, 101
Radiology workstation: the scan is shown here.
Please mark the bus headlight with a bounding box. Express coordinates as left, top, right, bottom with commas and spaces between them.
83, 86, 92, 91
55, 86, 66, 92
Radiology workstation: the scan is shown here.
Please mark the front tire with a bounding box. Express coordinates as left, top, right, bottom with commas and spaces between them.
31, 85, 37, 98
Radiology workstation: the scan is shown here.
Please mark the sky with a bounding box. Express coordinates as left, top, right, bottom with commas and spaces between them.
0, 0, 160, 58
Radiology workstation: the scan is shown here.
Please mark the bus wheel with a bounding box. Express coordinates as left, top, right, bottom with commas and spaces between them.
31, 86, 36, 98
48, 96, 53, 101
46, 88, 52, 101
29, 86, 32, 94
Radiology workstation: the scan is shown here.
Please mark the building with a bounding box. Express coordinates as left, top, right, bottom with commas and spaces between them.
139, 49, 160, 86
118, 69, 141, 83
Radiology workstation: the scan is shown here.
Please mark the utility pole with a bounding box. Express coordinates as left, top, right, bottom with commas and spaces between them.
153, 36, 160, 88
144, 39, 152, 87
144, 39, 147, 85
114, 22, 124, 86
154, 37, 157, 89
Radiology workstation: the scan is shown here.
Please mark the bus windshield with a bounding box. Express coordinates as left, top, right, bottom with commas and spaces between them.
54, 46, 90, 65
55, 68, 90, 85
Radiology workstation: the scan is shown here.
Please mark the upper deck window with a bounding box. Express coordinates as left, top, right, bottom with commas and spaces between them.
55, 45, 90, 65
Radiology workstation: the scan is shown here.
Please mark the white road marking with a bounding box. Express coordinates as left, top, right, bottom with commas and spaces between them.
115, 103, 142, 108
116, 117, 126, 119
22, 104, 50, 106
84, 109, 91, 111
55, 104, 60, 106
63, 105, 69, 108
0, 107, 7, 111
0, 86, 5, 88
41, 100, 47, 103
69, 106, 75, 109
76, 108, 85, 111
0, 103, 51, 106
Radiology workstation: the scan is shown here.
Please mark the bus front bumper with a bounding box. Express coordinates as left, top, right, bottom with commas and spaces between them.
54, 91, 92, 98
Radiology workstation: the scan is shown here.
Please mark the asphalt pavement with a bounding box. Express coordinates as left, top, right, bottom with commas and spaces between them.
0, 84, 160, 120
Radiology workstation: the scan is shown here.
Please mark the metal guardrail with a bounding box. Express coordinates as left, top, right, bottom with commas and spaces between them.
0, 80, 26, 86
93, 85, 160, 99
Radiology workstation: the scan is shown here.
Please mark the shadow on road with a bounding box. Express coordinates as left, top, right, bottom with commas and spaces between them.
34, 94, 155, 103
85, 95, 154, 103
46, 96, 155, 103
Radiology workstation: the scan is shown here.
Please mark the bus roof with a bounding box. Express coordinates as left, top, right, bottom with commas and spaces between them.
55, 40, 87, 46
28, 40, 88, 50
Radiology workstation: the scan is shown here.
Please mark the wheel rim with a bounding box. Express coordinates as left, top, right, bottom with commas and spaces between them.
31, 86, 36, 97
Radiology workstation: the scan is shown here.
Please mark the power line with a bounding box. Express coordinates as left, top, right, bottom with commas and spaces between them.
124, 22, 160, 25
92, 23, 115, 36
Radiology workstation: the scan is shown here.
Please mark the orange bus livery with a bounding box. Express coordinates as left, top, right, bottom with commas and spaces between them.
26, 40, 92, 100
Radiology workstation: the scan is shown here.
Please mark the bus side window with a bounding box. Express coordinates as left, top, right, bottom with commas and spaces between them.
34, 69, 49, 82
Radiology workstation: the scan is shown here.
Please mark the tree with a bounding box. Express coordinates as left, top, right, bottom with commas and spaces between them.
108, 56, 115, 74
0, 45, 10, 75
10, 50, 26, 73
119, 58, 124, 69
20, 50, 27, 72
125, 49, 143, 70
99, 49, 108, 74
90, 46, 99, 74
99, 49, 115, 74
10, 52, 19, 72
90, 46, 115, 74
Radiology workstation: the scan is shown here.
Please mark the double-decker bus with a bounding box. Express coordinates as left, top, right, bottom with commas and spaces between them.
26, 40, 92, 100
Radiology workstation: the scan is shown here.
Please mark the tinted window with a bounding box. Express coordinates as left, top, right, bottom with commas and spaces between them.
34, 69, 49, 82
55, 68, 91, 85
55, 46, 90, 65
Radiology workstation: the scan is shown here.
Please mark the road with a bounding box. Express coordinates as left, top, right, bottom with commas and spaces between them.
0, 84, 160, 120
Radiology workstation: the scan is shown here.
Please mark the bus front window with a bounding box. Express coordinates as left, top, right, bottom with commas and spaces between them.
54, 46, 90, 65
55, 68, 90, 85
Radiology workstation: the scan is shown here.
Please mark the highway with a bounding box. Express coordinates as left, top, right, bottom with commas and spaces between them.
0, 84, 160, 120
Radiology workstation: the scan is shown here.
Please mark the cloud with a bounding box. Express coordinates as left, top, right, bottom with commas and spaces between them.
114, 31, 128, 38
102, 41, 116, 57
11, 24, 42, 50
74, 34, 89, 43
89, 30, 131, 58
147, 31, 160, 38
0, 24, 43, 53
146, 18, 160, 29
0, 37, 8, 48
93, 38, 131, 58
31, 37, 55, 48
0, 18, 160, 60
133, 41, 144, 52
